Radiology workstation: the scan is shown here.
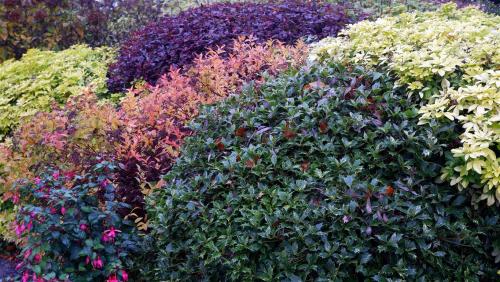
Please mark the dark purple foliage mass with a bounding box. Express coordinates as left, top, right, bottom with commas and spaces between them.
106, 0, 355, 92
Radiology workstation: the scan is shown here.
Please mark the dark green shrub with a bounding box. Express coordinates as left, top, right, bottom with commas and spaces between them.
14, 162, 140, 281
147, 63, 500, 280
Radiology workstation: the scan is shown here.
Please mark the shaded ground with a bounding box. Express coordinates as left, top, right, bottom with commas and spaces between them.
0, 258, 16, 281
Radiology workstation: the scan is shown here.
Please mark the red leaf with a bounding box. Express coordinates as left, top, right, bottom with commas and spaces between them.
214, 137, 225, 151
385, 185, 395, 196
235, 127, 246, 137
319, 120, 328, 134
300, 161, 310, 172
283, 123, 296, 140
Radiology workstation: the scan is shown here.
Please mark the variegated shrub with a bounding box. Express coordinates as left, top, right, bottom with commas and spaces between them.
309, 3, 500, 205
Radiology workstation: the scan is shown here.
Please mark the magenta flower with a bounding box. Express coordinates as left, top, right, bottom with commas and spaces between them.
52, 171, 60, 180
79, 224, 89, 232
102, 226, 120, 243
100, 178, 110, 188
23, 248, 32, 260
34, 177, 42, 185
15, 222, 26, 237
60, 206, 66, 215
15, 262, 23, 270
92, 256, 103, 269
106, 274, 119, 282
121, 270, 129, 281
21, 271, 29, 282
85, 256, 90, 265
34, 253, 42, 264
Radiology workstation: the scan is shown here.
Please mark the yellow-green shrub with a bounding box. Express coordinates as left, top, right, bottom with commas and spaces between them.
0, 45, 115, 140
309, 3, 500, 204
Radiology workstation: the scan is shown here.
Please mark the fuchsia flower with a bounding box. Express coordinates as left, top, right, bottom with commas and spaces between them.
49, 207, 57, 214
15, 262, 23, 270
52, 171, 60, 180
34, 253, 42, 264
15, 222, 26, 237
121, 270, 129, 281
34, 177, 42, 185
85, 256, 91, 265
22, 271, 29, 282
80, 224, 89, 232
106, 274, 119, 282
32, 273, 44, 282
23, 248, 32, 260
92, 256, 103, 269
100, 178, 110, 188
64, 170, 76, 180
60, 206, 66, 215
102, 226, 120, 243
12, 194, 19, 204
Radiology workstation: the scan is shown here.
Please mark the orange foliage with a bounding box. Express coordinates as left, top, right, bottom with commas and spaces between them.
0, 37, 307, 225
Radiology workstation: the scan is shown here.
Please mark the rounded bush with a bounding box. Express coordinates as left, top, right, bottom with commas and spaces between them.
106, 0, 353, 92
147, 63, 499, 280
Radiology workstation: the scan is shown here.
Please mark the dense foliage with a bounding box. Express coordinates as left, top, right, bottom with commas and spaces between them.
0, 0, 84, 62
0, 38, 306, 240
14, 162, 139, 281
0, 45, 115, 140
0, 0, 230, 62
106, 0, 353, 92
310, 4, 500, 205
147, 62, 499, 280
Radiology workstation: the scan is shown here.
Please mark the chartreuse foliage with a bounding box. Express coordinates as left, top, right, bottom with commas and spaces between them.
15, 162, 139, 281
147, 63, 499, 280
0, 45, 115, 140
310, 3, 500, 205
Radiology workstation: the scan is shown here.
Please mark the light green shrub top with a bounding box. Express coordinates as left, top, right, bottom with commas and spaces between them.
309, 4, 500, 205
0, 45, 115, 139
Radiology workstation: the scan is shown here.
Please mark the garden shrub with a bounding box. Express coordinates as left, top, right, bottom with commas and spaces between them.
106, 0, 352, 92
0, 38, 307, 237
0, 45, 115, 140
14, 162, 140, 281
147, 62, 499, 280
309, 3, 500, 205
0, 0, 84, 62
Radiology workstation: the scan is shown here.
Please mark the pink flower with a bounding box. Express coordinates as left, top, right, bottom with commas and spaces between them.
32, 273, 44, 282
106, 274, 119, 282
12, 194, 19, 204
92, 256, 103, 269
15, 262, 23, 270
34, 177, 42, 185
121, 270, 129, 281
52, 171, 60, 180
85, 256, 90, 265
49, 207, 57, 214
80, 224, 88, 232
34, 253, 42, 264
23, 248, 32, 260
60, 206, 66, 215
64, 170, 76, 180
15, 223, 26, 237
102, 226, 120, 243
342, 215, 351, 223
22, 271, 29, 282
100, 178, 110, 188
